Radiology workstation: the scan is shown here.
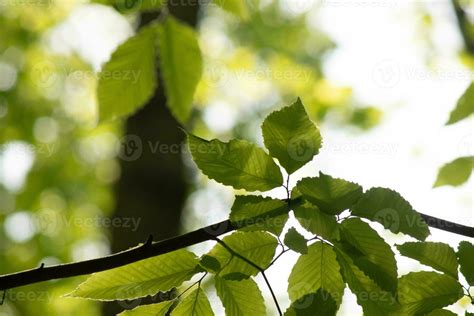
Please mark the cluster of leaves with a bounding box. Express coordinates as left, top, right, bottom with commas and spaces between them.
96, 10, 202, 124
69, 99, 474, 315
434, 82, 474, 187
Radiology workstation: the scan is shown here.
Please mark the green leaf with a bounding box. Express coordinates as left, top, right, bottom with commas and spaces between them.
261, 98, 322, 174
199, 255, 221, 273
447, 82, 474, 124
397, 242, 458, 278
158, 16, 202, 124
434, 157, 474, 187
229, 195, 288, 235
288, 242, 345, 309
204, 231, 277, 278
118, 301, 173, 316
397, 272, 463, 315
296, 172, 363, 215
339, 218, 397, 294
284, 228, 308, 254
291, 189, 339, 241
426, 310, 457, 316
458, 241, 474, 286
334, 248, 398, 315
98, 24, 158, 121
215, 277, 266, 316
68, 249, 199, 300
171, 288, 214, 316
188, 134, 283, 192
284, 289, 337, 316
213, 0, 249, 20
351, 187, 430, 241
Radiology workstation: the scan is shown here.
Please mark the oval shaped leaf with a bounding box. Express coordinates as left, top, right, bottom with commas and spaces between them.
334, 248, 398, 315
284, 227, 308, 254
262, 98, 322, 174
188, 134, 283, 192
215, 277, 266, 316
98, 24, 158, 121
158, 16, 202, 124
447, 82, 474, 125
458, 241, 474, 286
397, 272, 463, 315
351, 187, 430, 241
296, 172, 363, 215
397, 242, 458, 278
339, 218, 398, 294
288, 242, 345, 309
68, 249, 199, 300
434, 156, 474, 188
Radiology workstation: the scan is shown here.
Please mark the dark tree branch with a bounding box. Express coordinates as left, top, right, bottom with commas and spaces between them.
0, 208, 472, 292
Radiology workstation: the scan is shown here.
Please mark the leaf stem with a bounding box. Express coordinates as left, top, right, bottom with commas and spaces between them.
214, 238, 283, 316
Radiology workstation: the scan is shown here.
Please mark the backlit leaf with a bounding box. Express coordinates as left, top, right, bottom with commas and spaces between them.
397, 242, 458, 278
288, 242, 345, 309
158, 16, 202, 124
339, 218, 398, 294
284, 228, 308, 254
262, 98, 322, 174
296, 172, 363, 215
434, 157, 474, 187
215, 277, 266, 316
334, 248, 398, 316
351, 187, 430, 241
68, 249, 199, 300
397, 272, 463, 315
188, 134, 283, 192
98, 24, 158, 121
447, 82, 474, 124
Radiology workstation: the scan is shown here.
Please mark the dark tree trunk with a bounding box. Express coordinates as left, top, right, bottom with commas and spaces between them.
102, 4, 200, 315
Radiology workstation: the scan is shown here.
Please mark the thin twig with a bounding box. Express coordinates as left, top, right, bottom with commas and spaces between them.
214, 238, 283, 316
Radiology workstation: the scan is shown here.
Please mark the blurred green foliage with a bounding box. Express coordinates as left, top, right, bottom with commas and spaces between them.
0, 1, 382, 315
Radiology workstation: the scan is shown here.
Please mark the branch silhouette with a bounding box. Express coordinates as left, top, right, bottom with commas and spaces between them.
0, 204, 472, 292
